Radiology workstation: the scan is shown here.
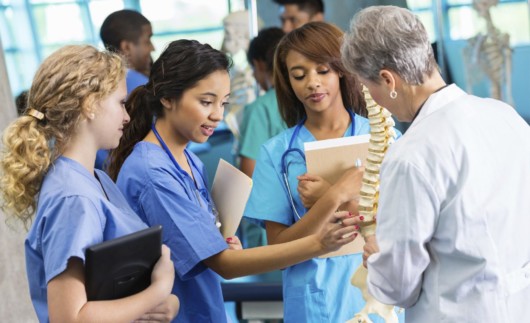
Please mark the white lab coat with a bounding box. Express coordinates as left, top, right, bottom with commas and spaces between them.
367, 84, 530, 322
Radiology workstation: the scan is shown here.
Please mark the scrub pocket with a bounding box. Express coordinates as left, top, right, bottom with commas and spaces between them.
284, 285, 329, 323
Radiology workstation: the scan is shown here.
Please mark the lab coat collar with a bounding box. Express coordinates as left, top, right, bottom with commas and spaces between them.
408, 84, 466, 131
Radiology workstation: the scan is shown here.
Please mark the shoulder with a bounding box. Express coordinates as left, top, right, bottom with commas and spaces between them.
118, 142, 169, 189
261, 126, 296, 152
126, 69, 148, 93
41, 159, 99, 201
353, 113, 371, 134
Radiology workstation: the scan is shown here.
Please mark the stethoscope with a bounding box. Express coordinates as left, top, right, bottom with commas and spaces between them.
281, 110, 356, 221
151, 122, 221, 228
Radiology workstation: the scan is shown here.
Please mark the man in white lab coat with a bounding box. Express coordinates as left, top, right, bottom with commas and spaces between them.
341, 6, 530, 322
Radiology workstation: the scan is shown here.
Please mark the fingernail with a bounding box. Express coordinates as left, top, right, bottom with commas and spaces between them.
359, 216, 364, 221
354, 233, 358, 238
226, 238, 232, 243
355, 225, 360, 230
348, 212, 353, 217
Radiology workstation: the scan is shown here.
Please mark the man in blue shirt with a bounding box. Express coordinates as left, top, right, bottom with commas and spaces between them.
100, 9, 154, 94
98, 9, 154, 170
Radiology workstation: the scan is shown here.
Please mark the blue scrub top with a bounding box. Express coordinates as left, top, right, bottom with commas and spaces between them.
245, 114, 404, 322
25, 156, 147, 323
117, 142, 229, 323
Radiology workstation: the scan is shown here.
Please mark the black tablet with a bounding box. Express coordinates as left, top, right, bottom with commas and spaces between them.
85, 225, 162, 301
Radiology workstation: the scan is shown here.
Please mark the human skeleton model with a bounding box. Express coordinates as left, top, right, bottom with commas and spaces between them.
221, 10, 257, 139
346, 85, 398, 323
464, 0, 513, 105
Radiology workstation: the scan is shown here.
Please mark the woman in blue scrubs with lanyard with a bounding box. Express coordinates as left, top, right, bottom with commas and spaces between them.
0, 45, 179, 322
244, 22, 403, 322
107, 39, 363, 322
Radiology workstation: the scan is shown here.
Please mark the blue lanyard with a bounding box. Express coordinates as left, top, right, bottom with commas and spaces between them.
151, 122, 209, 200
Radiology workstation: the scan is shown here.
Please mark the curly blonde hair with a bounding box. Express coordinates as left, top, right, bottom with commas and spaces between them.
0, 45, 126, 228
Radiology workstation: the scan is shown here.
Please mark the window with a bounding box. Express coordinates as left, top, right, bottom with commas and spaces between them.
447, 0, 529, 44
1, 0, 245, 96
408, 0, 530, 45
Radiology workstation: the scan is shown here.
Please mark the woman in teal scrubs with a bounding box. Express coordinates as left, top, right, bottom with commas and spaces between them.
244, 22, 403, 322
107, 39, 363, 323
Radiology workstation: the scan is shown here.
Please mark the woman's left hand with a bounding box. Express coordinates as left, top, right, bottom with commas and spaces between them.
226, 236, 243, 250
362, 234, 379, 268
297, 173, 331, 209
134, 294, 180, 323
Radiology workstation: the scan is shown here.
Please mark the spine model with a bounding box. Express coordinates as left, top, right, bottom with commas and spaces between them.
346, 85, 398, 323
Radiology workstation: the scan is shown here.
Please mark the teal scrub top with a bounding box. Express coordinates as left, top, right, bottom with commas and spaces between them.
244, 114, 404, 322
239, 88, 286, 160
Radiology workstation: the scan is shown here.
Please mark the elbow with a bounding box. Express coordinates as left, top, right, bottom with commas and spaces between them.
218, 271, 237, 280
205, 251, 238, 280
213, 266, 237, 280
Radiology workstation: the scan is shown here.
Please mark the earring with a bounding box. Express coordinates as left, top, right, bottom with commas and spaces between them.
389, 90, 397, 99
87, 113, 96, 120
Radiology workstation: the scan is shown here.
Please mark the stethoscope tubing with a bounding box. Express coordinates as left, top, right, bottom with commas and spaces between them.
281, 110, 356, 221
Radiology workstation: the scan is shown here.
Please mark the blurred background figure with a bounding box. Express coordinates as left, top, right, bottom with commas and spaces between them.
97, 9, 155, 171
273, 0, 324, 33
100, 9, 155, 95
15, 90, 28, 116
221, 10, 257, 140
237, 27, 286, 249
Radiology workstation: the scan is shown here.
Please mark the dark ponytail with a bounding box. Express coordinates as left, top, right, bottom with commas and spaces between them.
107, 85, 161, 180
107, 39, 232, 181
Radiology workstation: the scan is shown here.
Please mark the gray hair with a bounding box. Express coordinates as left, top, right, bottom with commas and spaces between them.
341, 6, 437, 85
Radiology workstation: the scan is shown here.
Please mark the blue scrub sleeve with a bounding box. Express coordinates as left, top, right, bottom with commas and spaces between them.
41, 196, 104, 283
244, 144, 295, 227
140, 173, 227, 280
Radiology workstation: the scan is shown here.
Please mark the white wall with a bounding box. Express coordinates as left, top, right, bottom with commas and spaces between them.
0, 36, 38, 322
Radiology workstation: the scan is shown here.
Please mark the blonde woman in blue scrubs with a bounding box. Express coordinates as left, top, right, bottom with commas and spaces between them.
0, 45, 178, 322
107, 39, 364, 323
244, 22, 403, 322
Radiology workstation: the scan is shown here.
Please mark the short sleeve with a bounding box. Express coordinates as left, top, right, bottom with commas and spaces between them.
41, 196, 104, 283
139, 170, 227, 280
239, 101, 270, 160
244, 143, 295, 226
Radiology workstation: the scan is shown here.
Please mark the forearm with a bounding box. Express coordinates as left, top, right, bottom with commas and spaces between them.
72, 283, 170, 322
339, 199, 359, 214
48, 258, 172, 323
207, 235, 323, 279
268, 186, 347, 244
239, 156, 255, 178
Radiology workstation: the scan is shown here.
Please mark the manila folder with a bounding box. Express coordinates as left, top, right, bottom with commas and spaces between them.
304, 134, 370, 258
211, 159, 253, 238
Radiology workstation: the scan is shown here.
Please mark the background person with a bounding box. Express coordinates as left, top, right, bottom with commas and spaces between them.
237, 27, 286, 248
273, 0, 324, 33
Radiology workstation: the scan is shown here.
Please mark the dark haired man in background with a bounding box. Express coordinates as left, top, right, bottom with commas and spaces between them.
273, 0, 324, 33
